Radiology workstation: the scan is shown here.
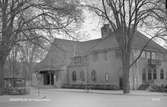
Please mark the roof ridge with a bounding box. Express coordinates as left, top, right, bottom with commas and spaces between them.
135, 31, 167, 51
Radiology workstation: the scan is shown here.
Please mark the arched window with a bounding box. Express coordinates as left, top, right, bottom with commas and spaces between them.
105, 73, 109, 81
72, 71, 76, 81
80, 71, 85, 81
91, 70, 96, 81
160, 69, 164, 79
148, 69, 152, 80
153, 69, 157, 80
142, 69, 146, 81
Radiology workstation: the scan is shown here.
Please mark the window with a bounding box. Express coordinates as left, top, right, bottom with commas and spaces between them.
153, 69, 157, 80
91, 70, 96, 81
160, 69, 164, 79
142, 69, 146, 81
148, 69, 152, 80
72, 71, 76, 81
73, 56, 81, 64
80, 71, 85, 81
105, 73, 109, 81
152, 52, 156, 59
133, 50, 140, 57
146, 51, 151, 59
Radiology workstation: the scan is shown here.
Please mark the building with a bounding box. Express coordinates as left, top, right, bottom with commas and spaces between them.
34, 24, 167, 89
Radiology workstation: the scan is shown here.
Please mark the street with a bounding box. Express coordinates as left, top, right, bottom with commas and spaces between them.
0, 88, 167, 107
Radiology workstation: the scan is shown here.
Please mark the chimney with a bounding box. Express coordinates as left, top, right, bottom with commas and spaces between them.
101, 24, 112, 38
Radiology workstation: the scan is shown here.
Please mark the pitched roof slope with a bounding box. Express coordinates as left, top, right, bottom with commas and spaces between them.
34, 30, 167, 71
132, 31, 167, 53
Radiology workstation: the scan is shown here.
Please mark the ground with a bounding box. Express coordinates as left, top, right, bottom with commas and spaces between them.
0, 88, 167, 107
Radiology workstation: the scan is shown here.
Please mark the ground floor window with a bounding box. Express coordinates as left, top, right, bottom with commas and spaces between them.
91, 70, 96, 81
72, 71, 76, 81
105, 73, 109, 81
142, 70, 146, 81
119, 78, 123, 89
160, 69, 164, 79
153, 69, 157, 80
148, 69, 152, 80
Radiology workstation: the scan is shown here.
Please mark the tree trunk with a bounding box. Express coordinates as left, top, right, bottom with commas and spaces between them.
0, 46, 10, 95
115, 29, 131, 94
122, 51, 131, 94
0, 56, 6, 95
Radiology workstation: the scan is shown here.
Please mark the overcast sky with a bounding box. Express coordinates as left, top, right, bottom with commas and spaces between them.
55, 5, 166, 48
79, 9, 166, 47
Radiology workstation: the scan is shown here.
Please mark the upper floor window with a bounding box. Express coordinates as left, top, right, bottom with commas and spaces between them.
105, 73, 109, 81
91, 70, 96, 81
152, 52, 156, 59
141, 51, 146, 58
73, 56, 81, 64
158, 53, 163, 59
146, 51, 151, 59
160, 69, 164, 79
72, 71, 76, 81
133, 50, 140, 57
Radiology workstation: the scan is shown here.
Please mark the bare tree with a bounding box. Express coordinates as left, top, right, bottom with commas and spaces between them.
20, 39, 48, 86
0, 0, 82, 94
85, 0, 165, 93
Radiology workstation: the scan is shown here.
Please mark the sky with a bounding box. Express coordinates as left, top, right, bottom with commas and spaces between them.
55, 5, 166, 48
78, 9, 166, 47
55, 9, 102, 41
78, 9, 102, 40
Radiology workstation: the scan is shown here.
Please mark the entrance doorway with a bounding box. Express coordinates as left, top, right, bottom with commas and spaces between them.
40, 71, 54, 85
119, 77, 123, 89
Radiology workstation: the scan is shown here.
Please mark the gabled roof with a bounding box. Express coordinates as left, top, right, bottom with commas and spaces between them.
41, 30, 167, 60
132, 31, 167, 53
34, 30, 167, 71
77, 30, 167, 54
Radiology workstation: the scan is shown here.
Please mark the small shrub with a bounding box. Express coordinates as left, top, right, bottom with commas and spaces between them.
62, 84, 119, 90
149, 85, 167, 92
